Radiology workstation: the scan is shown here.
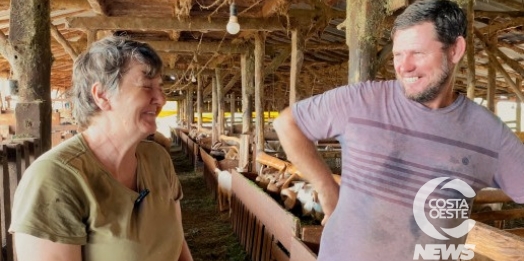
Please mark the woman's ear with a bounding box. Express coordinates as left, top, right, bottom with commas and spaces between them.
91, 82, 111, 110
450, 36, 466, 64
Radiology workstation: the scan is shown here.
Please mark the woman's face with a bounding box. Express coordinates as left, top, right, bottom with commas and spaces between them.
108, 61, 166, 139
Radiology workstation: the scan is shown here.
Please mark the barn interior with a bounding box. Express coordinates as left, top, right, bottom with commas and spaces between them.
0, 0, 524, 260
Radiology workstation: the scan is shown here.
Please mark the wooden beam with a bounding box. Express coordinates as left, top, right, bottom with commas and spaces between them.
86, 0, 107, 15
50, 23, 78, 61
216, 68, 225, 135
475, 10, 524, 18
67, 16, 285, 32
347, 0, 385, 83
474, 28, 524, 80
478, 17, 524, 36
466, 0, 476, 100
289, 29, 305, 105
223, 73, 241, 94
254, 32, 265, 171
0, 29, 12, 63
10, 0, 53, 151
148, 41, 248, 54
466, 222, 524, 260
196, 74, 203, 131
211, 75, 218, 145
474, 29, 524, 102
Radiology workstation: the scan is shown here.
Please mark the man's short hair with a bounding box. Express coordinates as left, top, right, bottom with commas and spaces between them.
391, 0, 467, 49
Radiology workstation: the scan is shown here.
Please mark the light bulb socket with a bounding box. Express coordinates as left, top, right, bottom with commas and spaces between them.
230, 3, 237, 16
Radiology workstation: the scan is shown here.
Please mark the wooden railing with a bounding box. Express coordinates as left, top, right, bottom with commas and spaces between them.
0, 138, 41, 261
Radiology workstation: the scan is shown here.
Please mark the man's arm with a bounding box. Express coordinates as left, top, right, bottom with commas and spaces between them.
273, 107, 339, 225
14, 233, 82, 261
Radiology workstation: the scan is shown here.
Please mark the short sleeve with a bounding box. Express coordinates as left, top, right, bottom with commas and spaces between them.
9, 159, 88, 244
292, 84, 366, 141
167, 157, 183, 201
494, 130, 524, 203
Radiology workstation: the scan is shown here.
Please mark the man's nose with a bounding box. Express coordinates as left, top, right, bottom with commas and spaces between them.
396, 55, 415, 73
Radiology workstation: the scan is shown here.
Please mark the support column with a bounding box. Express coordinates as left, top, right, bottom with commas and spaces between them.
346, 0, 384, 83
229, 93, 235, 134
10, 0, 52, 151
517, 78, 522, 133
289, 29, 304, 105
254, 32, 265, 172
216, 68, 225, 135
211, 76, 219, 146
487, 36, 496, 113
197, 75, 203, 131
465, 0, 476, 99
239, 49, 254, 171
186, 85, 194, 129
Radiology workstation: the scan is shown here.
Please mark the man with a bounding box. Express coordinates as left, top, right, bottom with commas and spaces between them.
273, 0, 524, 260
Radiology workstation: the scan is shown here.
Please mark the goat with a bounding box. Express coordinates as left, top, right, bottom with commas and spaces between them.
214, 168, 232, 217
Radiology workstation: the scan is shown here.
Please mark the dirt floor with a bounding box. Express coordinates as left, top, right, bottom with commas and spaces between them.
170, 145, 250, 261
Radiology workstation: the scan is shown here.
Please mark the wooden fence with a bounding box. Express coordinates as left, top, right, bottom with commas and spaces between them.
0, 138, 41, 261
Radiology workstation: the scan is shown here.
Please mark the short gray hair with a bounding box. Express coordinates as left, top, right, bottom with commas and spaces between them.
71, 36, 162, 128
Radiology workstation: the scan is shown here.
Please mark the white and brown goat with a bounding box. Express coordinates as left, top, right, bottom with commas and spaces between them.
214, 168, 232, 216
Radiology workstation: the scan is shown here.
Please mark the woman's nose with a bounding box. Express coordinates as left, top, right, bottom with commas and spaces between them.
153, 87, 167, 106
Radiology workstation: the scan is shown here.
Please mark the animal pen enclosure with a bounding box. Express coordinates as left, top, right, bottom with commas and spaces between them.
178, 127, 524, 261
0, 138, 41, 261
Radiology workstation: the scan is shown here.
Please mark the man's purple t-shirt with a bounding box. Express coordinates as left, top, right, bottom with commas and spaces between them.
292, 80, 524, 260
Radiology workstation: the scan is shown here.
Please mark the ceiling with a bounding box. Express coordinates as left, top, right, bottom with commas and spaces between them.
0, 0, 524, 109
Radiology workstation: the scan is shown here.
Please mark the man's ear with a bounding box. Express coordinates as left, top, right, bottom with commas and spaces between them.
450, 36, 466, 64
91, 82, 111, 110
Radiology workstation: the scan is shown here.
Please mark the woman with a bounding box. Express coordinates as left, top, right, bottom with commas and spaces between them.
9, 36, 193, 261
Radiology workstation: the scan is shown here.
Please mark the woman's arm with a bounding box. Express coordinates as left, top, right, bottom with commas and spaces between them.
14, 233, 81, 261
175, 201, 193, 261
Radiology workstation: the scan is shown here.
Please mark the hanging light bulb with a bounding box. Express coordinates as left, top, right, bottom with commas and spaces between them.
190, 70, 197, 83
226, 3, 240, 35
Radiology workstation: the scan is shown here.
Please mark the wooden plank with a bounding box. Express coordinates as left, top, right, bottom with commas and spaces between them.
261, 227, 272, 261
290, 236, 317, 261
271, 239, 290, 261
466, 221, 524, 260
1, 146, 13, 261
301, 225, 323, 245
471, 209, 524, 223
231, 169, 300, 251
246, 211, 254, 255
504, 228, 524, 237
474, 188, 513, 204
253, 218, 263, 261
22, 140, 30, 172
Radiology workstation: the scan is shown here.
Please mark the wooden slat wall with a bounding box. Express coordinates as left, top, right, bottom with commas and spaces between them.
0, 138, 41, 261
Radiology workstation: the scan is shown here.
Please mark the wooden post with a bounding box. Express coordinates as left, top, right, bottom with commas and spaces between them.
466, 0, 476, 100
86, 29, 97, 46
487, 36, 496, 113
517, 78, 522, 133
289, 29, 304, 105
239, 48, 254, 171
187, 85, 194, 129
10, 0, 53, 152
216, 68, 225, 135
254, 32, 265, 172
211, 76, 219, 146
197, 74, 203, 131
179, 94, 185, 127
346, 0, 384, 83
230, 93, 235, 134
